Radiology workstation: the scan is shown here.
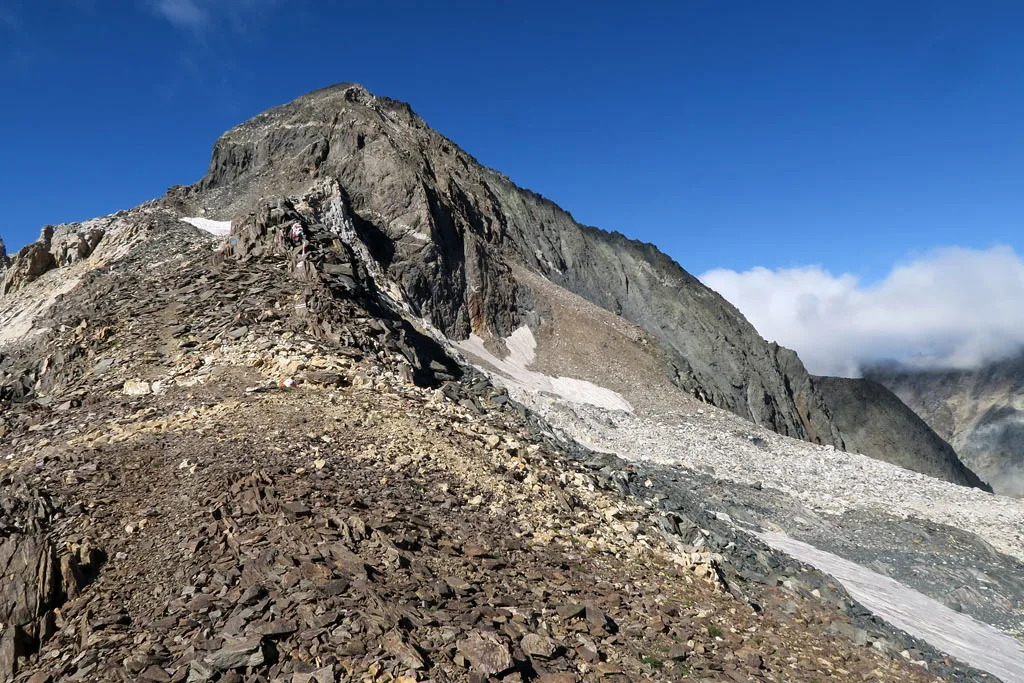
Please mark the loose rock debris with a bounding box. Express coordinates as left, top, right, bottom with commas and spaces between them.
0, 210, 985, 682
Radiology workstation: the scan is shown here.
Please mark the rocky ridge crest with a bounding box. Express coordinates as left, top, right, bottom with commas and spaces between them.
0, 201, 984, 682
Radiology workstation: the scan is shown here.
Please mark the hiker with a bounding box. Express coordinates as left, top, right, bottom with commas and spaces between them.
288, 222, 305, 246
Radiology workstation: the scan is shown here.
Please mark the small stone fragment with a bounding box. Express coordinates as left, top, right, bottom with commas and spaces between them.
122, 379, 152, 396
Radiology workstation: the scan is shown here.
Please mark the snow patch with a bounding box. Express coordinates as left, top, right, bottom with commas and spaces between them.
759, 531, 1024, 683
455, 326, 632, 413
181, 217, 232, 237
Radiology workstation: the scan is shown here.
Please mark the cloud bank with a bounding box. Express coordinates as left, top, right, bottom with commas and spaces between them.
700, 246, 1024, 377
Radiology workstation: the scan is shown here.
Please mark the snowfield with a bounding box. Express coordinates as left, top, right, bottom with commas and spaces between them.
181, 217, 232, 236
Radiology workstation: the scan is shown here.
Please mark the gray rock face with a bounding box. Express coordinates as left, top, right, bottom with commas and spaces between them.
0, 223, 106, 297
179, 83, 981, 487
813, 376, 991, 490
1, 242, 56, 296
868, 357, 1024, 497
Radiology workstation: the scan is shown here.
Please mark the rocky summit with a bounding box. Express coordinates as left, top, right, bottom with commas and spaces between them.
165, 83, 987, 491
1, 84, 1022, 683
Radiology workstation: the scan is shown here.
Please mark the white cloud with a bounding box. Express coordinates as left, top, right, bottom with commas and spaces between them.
700, 246, 1024, 377
150, 0, 279, 31
152, 0, 209, 30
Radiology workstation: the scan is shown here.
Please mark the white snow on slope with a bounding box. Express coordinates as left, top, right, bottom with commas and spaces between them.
455, 326, 633, 413
759, 531, 1024, 683
181, 217, 232, 236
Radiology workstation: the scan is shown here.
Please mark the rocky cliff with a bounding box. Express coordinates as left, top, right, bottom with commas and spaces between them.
165, 84, 838, 442
868, 357, 1024, 497
156, 82, 984, 489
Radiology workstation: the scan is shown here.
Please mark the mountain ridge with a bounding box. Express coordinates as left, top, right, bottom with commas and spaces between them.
2, 82, 1022, 683
2, 82, 988, 491
172, 82, 983, 489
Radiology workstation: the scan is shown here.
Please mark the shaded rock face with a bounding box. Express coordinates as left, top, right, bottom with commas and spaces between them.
868, 357, 1024, 497
179, 83, 984, 487
813, 376, 991, 491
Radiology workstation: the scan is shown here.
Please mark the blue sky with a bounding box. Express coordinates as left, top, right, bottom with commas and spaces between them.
2, 1, 1023, 287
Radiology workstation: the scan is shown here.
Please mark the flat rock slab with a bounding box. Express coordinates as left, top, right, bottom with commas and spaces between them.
204, 636, 265, 670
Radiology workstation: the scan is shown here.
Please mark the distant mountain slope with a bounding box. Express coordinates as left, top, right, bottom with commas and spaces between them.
814, 376, 991, 490
868, 357, 1024, 497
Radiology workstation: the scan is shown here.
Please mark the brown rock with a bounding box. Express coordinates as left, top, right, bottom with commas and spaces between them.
281, 501, 311, 519
556, 603, 585, 620
0, 535, 61, 629
457, 631, 514, 676
0, 534, 63, 680
382, 630, 427, 670
537, 674, 577, 683
1, 242, 56, 296
521, 633, 557, 659
292, 667, 335, 683
254, 619, 298, 637
140, 664, 172, 682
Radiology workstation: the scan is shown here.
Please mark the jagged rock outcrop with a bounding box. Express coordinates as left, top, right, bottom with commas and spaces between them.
160, 82, 992, 489
868, 357, 1024, 497
0, 483, 98, 682
813, 376, 991, 490
0, 223, 106, 297
1, 241, 56, 297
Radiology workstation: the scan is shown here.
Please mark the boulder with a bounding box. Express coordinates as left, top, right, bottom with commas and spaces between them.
1, 242, 56, 296
457, 632, 513, 676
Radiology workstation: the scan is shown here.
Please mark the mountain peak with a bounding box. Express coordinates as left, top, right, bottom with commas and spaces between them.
1, 83, 1019, 683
